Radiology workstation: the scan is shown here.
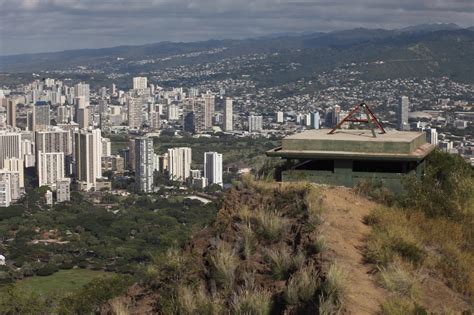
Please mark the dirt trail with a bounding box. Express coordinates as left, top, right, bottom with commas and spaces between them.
320, 186, 388, 314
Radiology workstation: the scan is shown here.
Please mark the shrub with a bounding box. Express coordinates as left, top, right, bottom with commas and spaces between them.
232, 288, 272, 315
400, 150, 474, 219
285, 263, 320, 306
36, 264, 58, 276
378, 261, 421, 298
210, 242, 238, 290
265, 246, 305, 280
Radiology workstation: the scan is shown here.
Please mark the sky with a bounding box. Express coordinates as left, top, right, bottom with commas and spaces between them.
0, 0, 473, 56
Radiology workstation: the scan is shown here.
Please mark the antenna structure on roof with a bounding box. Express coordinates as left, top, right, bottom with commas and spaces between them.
328, 102, 386, 138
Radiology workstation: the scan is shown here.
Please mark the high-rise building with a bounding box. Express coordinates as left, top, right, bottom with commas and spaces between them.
0, 131, 22, 169
3, 158, 24, 189
310, 112, 320, 129
203, 92, 215, 129
204, 152, 223, 187
133, 77, 148, 90
276, 111, 284, 123
397, 96, 409, 131
167, 104, 179, 121
135, 137, 154, 193
33, 101, 50, 131
6, 99, 16, 128
224, 97, 233, 131
0, 170, 21, 203
76, 107, 89, 129
102, 138, 111, 157
57, 105, 70, 124
74, 83, 90, 105
74, 129, 102, 191
149, 111, 160, 130
56, 178, 71, 203
127, 97, 143, 128
35, 128, 73, 157
37, 151, 65, 189
0, 175, 11, 207
248, 115, 263, 132
168, 147, 192, 182
425, 128, 439, 146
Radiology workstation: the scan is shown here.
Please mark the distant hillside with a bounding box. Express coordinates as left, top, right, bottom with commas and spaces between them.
0, 26, 473, 84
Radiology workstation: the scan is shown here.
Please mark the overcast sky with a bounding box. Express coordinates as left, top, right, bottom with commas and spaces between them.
0, 0, 473, 56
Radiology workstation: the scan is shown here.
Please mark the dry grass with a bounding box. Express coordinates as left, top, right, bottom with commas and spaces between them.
365, 206, 474, 301
285, 263, 320, 306
240, 223, 257, 260
378, 260, 421, 299
210, 242, 239, 291
380, 297, 426, 315
320, 263, 347, 312
264, 246, 305, 280
231, 288, 272, 315
177, 284, 222, 315
109, 299, 130, 315
254, 209, 285, 242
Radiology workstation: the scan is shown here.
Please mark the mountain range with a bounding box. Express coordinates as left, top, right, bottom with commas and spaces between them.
0, 23, 473, 84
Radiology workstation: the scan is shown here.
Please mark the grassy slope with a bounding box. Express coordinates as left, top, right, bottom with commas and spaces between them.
15, 269, 112, 298
103, 180, 348, 314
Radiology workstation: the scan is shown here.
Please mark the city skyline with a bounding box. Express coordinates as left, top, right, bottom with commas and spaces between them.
0, 0, 473, 55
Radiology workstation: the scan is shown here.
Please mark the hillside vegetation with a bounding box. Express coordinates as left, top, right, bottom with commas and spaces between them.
360, 150, 474, 313
103, 180, 347, 314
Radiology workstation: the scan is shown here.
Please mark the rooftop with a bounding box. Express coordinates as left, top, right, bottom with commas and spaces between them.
267, 129, 435, 161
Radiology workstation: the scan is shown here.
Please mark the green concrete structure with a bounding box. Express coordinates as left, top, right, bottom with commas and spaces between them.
266, 130, 435, 192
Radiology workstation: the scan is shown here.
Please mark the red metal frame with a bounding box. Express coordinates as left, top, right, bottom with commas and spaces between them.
328, 102, 386, 137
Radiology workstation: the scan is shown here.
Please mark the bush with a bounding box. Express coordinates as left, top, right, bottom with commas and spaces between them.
36, 264, 58, 276
400, 150, 474, 219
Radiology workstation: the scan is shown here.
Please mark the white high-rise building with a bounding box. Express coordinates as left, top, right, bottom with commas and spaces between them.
0, 170, 20, 203
167, 104, 179, 120
74, 129, 102, 191
3, 158, 24, 189
224, 97, 233, 131
74, 83, 90, 105
204, 152, 223, 187
425, 128, 439, 146
127, 97, 143, 128
133, 77, 148, 90
0, 131, 22, 169
276, 111, 284, 123
248, 115, 263, 132
397, 96, 409, 131
135, 137, 154, 193
37, 151, 65, 189
168, 147, 192, 182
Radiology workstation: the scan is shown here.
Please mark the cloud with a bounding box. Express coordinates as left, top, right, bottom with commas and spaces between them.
0, 0, 473, 55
